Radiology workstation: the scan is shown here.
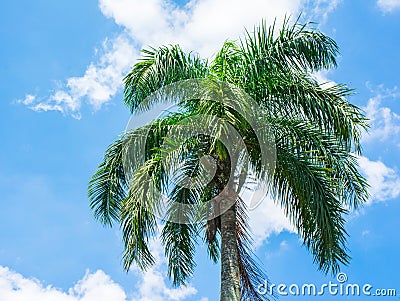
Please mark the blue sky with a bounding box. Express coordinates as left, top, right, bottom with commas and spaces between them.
1, 0, 400, 300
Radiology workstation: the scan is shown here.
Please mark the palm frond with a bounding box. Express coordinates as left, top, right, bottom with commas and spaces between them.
270, 116, 369, 209
241, 17, 338, 76
121, 157, 162, 271
264, 74, 367, 153
231, 18, 368, 154
123, 45, 208, 113
272, 145, 350, 273
210, 41, 242, 82
88, 138, 127, 227
161, 185, 200, 286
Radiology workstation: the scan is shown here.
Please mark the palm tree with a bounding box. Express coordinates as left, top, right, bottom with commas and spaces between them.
88, 18, 368, 301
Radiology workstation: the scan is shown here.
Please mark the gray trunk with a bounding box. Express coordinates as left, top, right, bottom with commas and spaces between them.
220, 201, 241, 301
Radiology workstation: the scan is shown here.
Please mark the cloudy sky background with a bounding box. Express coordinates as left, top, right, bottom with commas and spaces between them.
1, 0, 400, 300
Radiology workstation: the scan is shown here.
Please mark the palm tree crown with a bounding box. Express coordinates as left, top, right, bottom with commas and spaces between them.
88, 18, 368, 301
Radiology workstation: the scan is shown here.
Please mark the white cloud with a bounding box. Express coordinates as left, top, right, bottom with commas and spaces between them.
0, 260, 203, 301
20, 0, 340, 118
362, 85, 400, 143
99, 0, 302, 57
16, 94, 36, 106
19, 35, 137, 118
130, 238, 198, 301
0, 267, 126, 301
247, 195, 295, 247
66, 35, 138, 111
0, 233, 203, 301
313, 70, 337, 89
377, 0, 400, 12
358, 156, 400, 203
302, 0, 342, 22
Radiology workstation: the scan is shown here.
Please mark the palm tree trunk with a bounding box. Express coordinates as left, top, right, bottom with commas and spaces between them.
220, 201, 241, 301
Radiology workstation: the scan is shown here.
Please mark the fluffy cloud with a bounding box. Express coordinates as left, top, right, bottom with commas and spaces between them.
246, 192, 295, 247
18, 35, 137, 118
0, 261, 202, 301
0, 235, 202, 301
129, 238, 199, 301
19, 0, 340, 118
66, 35, 138, 111
230, 169, 296, 247
377, 0, 400, 12
358, 85, 400, 202
362, 85, 400, 143
0, 267, 126, 301
16, 94, 36, 106
358, 156, 400, 203
99, 0, 302, 57
303, 0, 342, 22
